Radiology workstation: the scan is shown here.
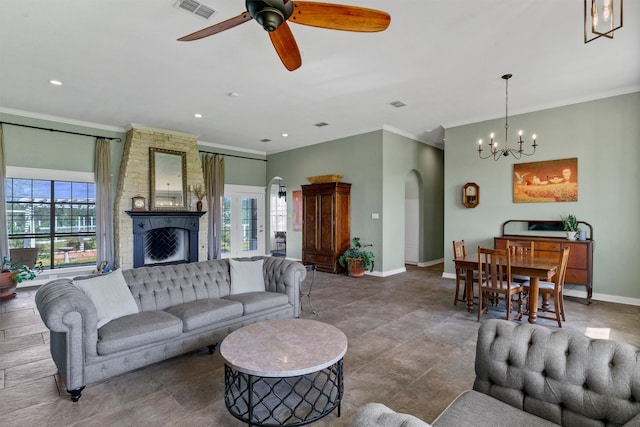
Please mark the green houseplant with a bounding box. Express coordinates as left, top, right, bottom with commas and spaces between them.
561, 214, 580, 240
338, 237, 375, 277
0, 256, 43, 300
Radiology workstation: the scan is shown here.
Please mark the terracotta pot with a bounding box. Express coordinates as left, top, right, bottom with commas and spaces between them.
346, 257, 366, 278
0, 271, 17, 300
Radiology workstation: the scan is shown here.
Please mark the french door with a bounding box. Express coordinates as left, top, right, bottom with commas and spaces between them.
221, 185, 265, 258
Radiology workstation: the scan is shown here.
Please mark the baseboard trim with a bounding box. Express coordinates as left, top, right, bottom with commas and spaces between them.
442, 272, 640, 307
416, 258, 444, 267
563, 288, 640, 306
367, 267, 407, 277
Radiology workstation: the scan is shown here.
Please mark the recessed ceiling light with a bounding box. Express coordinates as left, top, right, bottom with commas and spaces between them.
228, 92, 239, 97
314, 122, 329, 127
260, 138, 271, 143
194, 113, 203, 118
282, 133, 288, 137
49, 80, 62, 86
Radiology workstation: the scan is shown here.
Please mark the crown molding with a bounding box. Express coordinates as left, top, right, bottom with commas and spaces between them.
0, 107, 125, 133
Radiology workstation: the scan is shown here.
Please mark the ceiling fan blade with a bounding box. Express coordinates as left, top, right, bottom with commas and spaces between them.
177, 12, 252, 41
269, 22, 302, 71
290, 1, 390, 32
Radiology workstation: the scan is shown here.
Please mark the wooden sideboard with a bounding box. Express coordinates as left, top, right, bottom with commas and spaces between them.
495, 224, 594, 303
301, 182, 351, 273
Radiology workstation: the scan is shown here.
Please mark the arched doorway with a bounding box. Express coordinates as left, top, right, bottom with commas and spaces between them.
269, 177, 287, 257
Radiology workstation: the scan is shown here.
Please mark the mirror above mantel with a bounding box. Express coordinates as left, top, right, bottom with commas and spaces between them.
149, 147, 187, 210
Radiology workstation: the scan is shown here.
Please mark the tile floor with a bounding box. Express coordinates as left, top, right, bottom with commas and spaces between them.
0, 264, 638, 426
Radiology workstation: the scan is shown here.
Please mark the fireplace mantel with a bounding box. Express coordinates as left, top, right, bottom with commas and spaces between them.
126, 210, 206, 268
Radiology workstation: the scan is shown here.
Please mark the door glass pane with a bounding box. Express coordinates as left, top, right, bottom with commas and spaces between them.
241, 197, 258, 252
221, 197, 231, 254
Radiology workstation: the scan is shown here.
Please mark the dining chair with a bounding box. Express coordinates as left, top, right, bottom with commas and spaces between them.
452, 240, 478, 306
477, 247, 523, 322
506, 240, 534, 283
522, 247, 570, 327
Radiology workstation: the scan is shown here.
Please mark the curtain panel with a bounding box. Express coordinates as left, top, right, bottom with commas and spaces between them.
203, 154, 224, 259
0, 125, 9, 259
95, 138, 114, 267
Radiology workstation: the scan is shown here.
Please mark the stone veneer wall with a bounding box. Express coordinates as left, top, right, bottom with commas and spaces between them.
114, 125, 207, 270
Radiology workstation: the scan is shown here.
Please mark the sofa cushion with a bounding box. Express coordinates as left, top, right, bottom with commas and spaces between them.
353, 403, 431, 427
97, 311, 182, 355
229, 258, 265, 294
223, 291, 289, 315
165, 298, 243, 332
432, 390, 558, 427
74, 270, 139, 328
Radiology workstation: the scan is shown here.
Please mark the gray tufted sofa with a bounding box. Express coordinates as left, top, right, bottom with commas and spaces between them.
35, 256, 306, 402
353, 319, 640, 427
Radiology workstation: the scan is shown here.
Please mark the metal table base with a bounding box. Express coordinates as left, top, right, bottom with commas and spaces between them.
224, 359, 343, 426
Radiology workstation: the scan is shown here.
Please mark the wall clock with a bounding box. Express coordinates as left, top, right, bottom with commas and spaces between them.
131, 195, 146, 211
462, 183, 479, 208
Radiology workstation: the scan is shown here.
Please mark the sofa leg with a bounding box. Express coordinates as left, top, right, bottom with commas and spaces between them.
68, 386, 85, 402
208, 344, 217, 354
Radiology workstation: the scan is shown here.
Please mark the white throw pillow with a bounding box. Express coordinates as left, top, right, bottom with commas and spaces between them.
229, 259, 266, 295
74, 269, 139, 328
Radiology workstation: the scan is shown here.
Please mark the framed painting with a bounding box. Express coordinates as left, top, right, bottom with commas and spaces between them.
292, 190, 302, 231
513, 157, 578, 203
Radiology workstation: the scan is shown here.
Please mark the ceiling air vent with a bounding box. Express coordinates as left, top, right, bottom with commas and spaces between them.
314, 122, 329, 127
260, 138, 272, 143
175, 0, 218, 20
389, 100, 407, 108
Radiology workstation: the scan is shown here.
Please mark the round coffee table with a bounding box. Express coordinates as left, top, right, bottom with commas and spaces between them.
220, 318, 348, 426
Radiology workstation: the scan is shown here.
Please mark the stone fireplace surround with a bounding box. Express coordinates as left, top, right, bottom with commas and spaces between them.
114, 125, 208, 270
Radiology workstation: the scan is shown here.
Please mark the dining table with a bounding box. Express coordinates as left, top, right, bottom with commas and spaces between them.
454, 252, 559, 324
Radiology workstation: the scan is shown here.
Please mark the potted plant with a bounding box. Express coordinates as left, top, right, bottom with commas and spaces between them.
193, 184, 206, 211
0, 256, 43, 300
561, 214, 580, 240
338, 237, 375, 277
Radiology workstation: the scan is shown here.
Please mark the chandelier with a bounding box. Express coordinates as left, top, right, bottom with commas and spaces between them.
477, 74, 537, 161
584, 0, 623, 43
278, 180, 287, 200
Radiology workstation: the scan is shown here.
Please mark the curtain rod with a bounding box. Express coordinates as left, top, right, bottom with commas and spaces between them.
0, 121, 122, 142
199, 150, 267, 162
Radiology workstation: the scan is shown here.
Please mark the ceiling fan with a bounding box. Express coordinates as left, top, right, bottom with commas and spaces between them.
177, 0, 391, 71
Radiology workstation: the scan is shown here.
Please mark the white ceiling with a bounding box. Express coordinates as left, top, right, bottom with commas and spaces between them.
1, 1, 638, 154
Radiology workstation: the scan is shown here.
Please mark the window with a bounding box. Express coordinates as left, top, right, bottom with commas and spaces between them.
6, 178, 96, 269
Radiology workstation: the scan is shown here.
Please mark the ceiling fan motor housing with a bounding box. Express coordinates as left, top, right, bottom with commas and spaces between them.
246, 0, 293, 32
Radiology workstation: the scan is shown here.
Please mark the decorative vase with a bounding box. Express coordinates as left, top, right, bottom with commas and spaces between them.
346, 257, 365, 278
0, 271, 17, 300
196, 200, 203, 212
578, 230, 587, 241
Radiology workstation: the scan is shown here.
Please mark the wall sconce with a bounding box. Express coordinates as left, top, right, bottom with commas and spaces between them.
585, 0, 623, 43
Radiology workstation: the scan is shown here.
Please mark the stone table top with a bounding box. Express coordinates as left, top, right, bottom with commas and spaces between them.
220, 318, 348, 377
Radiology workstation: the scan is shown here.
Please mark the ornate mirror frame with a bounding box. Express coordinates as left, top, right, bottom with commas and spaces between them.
149, 147, 187, 210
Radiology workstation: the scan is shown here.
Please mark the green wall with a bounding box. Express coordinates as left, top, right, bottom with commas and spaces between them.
198, 146, 266, 186
443, 92, 640, 303
1, 112, 126, 193
267, 129, 445, 274
0, 112, 266, 196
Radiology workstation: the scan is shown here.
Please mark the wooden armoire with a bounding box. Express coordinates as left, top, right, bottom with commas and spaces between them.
301, 182, 351, 273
